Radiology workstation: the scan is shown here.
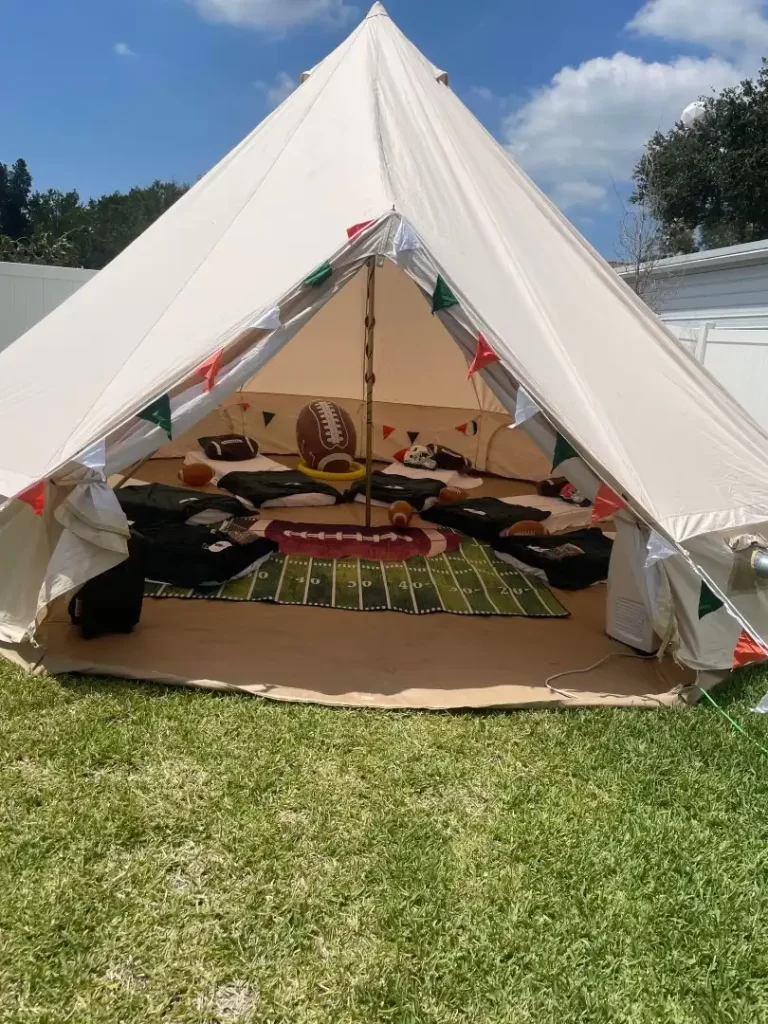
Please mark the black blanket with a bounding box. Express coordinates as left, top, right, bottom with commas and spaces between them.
218, 470, 340, 507
493, 528, 613, 590
346, 473, 445, 512
116, 483, 246, 530
142, 521, 277, 587
422, 497, 551, 544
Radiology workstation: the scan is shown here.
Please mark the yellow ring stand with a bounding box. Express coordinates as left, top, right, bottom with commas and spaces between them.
297, 460, 366, 482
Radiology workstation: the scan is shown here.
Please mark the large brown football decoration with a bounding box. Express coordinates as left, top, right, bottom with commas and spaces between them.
297, 401, 357, 473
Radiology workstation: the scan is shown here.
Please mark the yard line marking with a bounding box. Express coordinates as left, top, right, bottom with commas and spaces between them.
442, 552, 472, 612
424, 557, 446, 611
465, 543, 500, 613
381, 560, 391, 609
403, 559, 419, 614
274, 555, 289, 603
357, 559, 363, 610
332, 558, 337, 607
303, 557, 313, 604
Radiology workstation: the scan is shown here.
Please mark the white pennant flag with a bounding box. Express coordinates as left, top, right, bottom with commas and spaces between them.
392, 220, 421, 255
514, 388, 540, 426
250, 306, 282, 331
76, 439, 106, 470
645, 530, 677, 568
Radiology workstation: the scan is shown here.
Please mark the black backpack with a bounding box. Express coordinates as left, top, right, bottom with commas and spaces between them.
68, 532, 145, 640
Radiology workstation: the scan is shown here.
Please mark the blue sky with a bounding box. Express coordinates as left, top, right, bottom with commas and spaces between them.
1, 0, 766, 255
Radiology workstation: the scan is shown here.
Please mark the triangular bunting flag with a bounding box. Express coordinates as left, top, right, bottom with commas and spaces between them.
733, 629, 768, 669
591, 483, 625, 523
407, 431, 420, 445
17, 480, 45, 516
698, 582, 724, 620
392, 220, 420, 255
138, 394, 172, 439
251, 306, 281, 330
347, 219, 376, 240
432, 275, 458, 314
197, 349, 223, 392
303, 261, 333, 287
456, 421, 479, 437
382, 425, 396, 440
645, 531, 676, 569
262, 411, 275, 428
552, 434, 579, 470
514, 388, 540, 426
468, 334, 499, 377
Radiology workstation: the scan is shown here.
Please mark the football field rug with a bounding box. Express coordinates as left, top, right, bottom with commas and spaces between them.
145, 538, 569, 618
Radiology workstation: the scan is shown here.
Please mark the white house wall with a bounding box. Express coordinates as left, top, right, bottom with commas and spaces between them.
655, 260, 768, 328
0, 262, 96, 355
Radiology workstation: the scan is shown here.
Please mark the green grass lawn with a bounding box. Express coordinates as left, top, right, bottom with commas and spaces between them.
2, 665, 768, 1023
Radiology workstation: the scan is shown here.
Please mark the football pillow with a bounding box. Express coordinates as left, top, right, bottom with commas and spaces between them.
296, 401, 357, 473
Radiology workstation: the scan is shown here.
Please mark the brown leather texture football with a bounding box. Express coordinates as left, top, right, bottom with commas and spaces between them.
296, 401, 357, 473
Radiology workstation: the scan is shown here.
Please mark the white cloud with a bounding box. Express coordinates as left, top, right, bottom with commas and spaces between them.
506, 53, 741, 191
629, 0, 768, 53
189, 0, 358, 31
254, 71, 298, 106
468, 85, 494, 104
114, 42, 136, 58
551, 181, 609, 211
503, 0, 763, 213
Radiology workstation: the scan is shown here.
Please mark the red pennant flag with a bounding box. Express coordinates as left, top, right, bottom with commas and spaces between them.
17, 481, 45, 516
198, 350, 223, 392
468, 334, 499, 377
733, 629, 768, 669
457, 422, 468, 435
591, 483, 626, 523
347, 220, 376, 240
382, 425, 396, 440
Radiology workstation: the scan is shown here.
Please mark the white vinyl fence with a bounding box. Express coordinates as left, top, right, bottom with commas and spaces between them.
0, 261, 96, 355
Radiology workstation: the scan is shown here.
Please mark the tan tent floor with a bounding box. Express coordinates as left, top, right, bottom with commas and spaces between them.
37, 459, 693, 710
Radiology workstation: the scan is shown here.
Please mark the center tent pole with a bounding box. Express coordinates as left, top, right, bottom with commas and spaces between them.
363, 258, 377, 528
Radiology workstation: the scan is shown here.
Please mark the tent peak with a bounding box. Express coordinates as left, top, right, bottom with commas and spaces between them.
365, 2, 389, 18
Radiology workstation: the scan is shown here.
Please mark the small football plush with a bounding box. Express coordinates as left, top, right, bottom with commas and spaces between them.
500, 520, 548, 538
439, 486, 469, 504
179, 463, 216, 488
388, 501, 415, 529
296, 401, 357, 473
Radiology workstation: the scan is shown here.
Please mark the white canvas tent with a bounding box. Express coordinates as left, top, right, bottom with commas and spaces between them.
2, 3, 768, 704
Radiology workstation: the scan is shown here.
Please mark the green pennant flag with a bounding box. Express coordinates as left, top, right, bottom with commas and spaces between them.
138, 394, 172, 439
552, 434, 579, 470
698, 581, 724, 620
303, 261, 333, 287
432, 275, 459, 314
262, 411, 275, 428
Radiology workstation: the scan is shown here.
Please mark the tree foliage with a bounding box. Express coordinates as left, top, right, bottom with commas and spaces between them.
632, 61, 768, 252
0, 160, 189, 269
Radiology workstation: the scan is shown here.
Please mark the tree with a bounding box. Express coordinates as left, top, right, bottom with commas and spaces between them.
0, 158, 32, 239
80, 180, 189, 269
20, 176, 190, 269
632, 61, 768, 251
0, 231, 80, 267
615, 149, 692, 309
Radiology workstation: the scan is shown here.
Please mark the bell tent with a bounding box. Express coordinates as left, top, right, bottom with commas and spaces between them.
1, 3, 768, 707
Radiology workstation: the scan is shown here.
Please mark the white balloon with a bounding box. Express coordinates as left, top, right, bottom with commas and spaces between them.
681, 101, 707, 128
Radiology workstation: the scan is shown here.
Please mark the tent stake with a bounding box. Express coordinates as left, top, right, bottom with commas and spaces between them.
363, 258, 377, 528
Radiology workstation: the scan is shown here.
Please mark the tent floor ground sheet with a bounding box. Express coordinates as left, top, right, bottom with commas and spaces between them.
21, 458, 696, 710
145, 539, 569, 618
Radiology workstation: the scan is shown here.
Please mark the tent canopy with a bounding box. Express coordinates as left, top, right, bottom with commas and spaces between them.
2, 3, 768, 676
1, 2, 768, 544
